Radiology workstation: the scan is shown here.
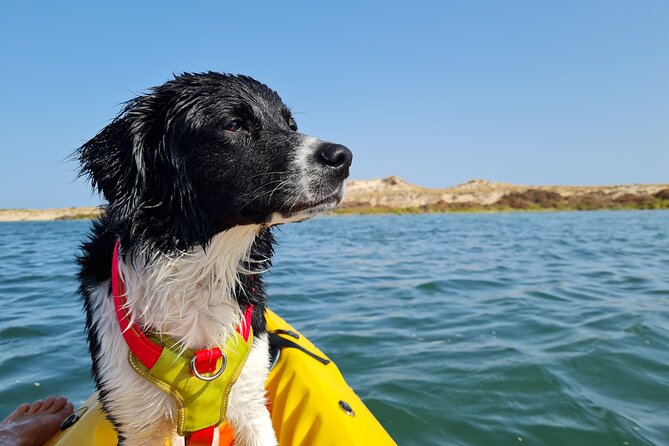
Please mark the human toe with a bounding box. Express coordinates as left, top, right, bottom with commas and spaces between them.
46, 397, 68, 414
40, 396, 57, 412
26, 400, 43, 414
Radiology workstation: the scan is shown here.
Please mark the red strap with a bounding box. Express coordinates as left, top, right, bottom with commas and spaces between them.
112, 240, 163, 369
236, 304, 253, 342
186, 426, 216, 446
192, 304, 253, 375
193, 348, 223, 374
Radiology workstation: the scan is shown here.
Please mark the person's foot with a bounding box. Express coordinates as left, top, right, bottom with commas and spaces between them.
0, 396, 74, 446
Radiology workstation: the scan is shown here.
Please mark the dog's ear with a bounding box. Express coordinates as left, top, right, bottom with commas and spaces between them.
78, 95, 162, 223
78, 89, 211, 251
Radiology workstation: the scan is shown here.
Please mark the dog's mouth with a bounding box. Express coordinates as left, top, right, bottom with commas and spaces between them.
268, 187, 344, 224
289, 192, 342, 214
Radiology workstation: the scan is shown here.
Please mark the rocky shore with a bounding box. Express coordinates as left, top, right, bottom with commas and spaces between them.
2, 177, 668, 222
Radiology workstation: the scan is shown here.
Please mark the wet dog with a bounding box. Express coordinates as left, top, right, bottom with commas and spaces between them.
77, 72, 351, 445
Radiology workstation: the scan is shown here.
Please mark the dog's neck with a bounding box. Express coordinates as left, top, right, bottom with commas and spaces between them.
117, 225, 264, 350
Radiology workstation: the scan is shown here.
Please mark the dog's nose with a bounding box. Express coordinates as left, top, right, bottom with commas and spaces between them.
316, 143, 353, 177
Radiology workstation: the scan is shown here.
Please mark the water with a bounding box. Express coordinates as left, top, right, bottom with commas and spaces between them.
1, 211, 668, 445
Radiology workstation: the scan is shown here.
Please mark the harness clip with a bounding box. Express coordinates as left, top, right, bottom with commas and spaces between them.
190, 353, 227, 381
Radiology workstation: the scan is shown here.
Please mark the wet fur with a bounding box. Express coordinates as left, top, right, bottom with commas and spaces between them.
76, 72, 350, 445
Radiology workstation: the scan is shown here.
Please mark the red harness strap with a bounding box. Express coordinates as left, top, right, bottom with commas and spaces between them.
111, 240, 163, 369
193, 347, 223, 373
186, 427, 217, 446
237, 302, 253, 342
111, 240, 254, 444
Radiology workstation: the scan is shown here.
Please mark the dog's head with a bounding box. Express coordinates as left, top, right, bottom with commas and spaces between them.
79, 72, 352, 252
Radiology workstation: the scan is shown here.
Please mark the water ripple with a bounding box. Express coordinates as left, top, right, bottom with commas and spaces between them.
1, 212, 668, 445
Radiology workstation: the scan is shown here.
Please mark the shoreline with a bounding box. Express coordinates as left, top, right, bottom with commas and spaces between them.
1, 203, 668, 223
0, 207, 101, 223
2, 176, 668, 222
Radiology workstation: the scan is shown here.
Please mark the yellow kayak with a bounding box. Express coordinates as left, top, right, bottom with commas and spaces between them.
44, 309, 396, 445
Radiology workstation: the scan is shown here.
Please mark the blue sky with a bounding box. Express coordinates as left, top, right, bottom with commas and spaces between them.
1, 1, 668, 208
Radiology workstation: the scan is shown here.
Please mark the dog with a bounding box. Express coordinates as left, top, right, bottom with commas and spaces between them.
76, 72, 352, 445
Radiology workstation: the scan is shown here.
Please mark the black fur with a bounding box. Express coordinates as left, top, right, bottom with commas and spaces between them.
76, 72, 351, 438
80, 74, 289, 253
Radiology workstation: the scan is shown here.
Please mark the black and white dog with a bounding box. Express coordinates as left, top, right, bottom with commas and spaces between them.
77, 72, 352, 445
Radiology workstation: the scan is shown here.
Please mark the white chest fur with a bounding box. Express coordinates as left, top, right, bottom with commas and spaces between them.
88, 225, 276, 445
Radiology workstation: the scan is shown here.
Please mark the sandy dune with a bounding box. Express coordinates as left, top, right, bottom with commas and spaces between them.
2, 177, 668, 221
0, 207, 101, 222
342, 176, 669, 209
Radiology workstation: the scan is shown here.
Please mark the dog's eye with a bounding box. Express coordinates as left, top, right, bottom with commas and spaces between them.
224, 119, 244, 132
288, 117, 298, 131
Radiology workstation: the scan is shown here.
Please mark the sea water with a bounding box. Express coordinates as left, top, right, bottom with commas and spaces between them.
1, 211, 667, 445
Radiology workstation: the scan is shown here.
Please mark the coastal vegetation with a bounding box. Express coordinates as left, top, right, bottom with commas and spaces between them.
336, 188, 669, 215
2, 179, 668, 221
338, 177, 669, 215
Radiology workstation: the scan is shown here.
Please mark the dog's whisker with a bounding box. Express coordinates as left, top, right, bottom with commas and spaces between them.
266, 180, 294, 207
242, 176, 298, 212
243, 178, 287, 198
245, 170, 290, 181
